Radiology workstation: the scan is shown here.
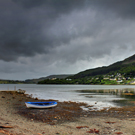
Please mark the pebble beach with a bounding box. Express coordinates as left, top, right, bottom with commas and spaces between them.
0, 91, 135, 135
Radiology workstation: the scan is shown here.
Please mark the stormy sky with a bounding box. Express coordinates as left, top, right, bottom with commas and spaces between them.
1, 0, 135, 80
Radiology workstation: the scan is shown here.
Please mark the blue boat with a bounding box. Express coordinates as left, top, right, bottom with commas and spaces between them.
25, 101, 57, 108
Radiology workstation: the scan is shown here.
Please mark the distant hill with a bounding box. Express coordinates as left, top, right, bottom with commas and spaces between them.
25, 74, 74, 83
43, 74, 74, 79
70, 54, 135, 79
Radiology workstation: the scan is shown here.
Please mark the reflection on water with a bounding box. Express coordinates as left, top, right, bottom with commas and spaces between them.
75, 88, 135, 108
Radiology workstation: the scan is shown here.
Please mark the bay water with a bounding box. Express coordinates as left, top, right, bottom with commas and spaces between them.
1, 84, 135, 110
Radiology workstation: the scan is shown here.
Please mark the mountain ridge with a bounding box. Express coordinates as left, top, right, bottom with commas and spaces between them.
70, 54, 135, 79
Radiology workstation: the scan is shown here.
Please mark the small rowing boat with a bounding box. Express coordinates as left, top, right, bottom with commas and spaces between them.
25, 101, 57, 108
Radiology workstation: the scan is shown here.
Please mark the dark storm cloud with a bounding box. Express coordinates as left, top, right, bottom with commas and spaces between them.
0, 0, 86, 61
12, 0, 83, 11
89, 0, 135, 19
0, 0, 135, 62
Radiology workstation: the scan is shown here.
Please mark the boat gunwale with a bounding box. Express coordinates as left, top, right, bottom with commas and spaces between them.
25, 101, 57, 107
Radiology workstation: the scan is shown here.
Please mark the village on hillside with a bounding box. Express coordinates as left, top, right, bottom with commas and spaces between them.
38, 72, 135, 85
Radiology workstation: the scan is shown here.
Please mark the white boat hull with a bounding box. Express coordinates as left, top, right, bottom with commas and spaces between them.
25, 101, 57, 108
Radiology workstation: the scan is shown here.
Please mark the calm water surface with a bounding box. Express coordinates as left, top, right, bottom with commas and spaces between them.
1, 84, 135, 110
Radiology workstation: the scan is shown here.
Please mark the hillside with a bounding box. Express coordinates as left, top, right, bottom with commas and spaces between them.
25, 74, 74, 83
71, 54, 135, 79
42, 74, 74, 79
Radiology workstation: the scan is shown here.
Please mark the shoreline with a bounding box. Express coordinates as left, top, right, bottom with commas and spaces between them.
0, 91, 135, 134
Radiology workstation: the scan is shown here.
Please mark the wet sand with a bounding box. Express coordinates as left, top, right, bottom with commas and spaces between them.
0, 91, 135, 135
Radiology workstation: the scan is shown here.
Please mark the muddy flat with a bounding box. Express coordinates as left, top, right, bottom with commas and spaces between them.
0, 91, 135, 135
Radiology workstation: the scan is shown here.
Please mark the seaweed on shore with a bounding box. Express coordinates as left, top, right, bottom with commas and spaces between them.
17, 100, 88, 125
2, 91, 135, 126
3, 91, 88, 124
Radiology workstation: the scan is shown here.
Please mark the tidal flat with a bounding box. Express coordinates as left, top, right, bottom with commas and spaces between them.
0, 91, 135, 134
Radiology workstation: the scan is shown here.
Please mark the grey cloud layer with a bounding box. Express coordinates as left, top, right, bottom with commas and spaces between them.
0, 0, 135, 61
0, 0, 85, 61
0, 0, 135, 79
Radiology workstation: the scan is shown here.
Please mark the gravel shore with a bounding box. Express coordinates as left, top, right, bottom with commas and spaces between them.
0, 91, 135, 135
